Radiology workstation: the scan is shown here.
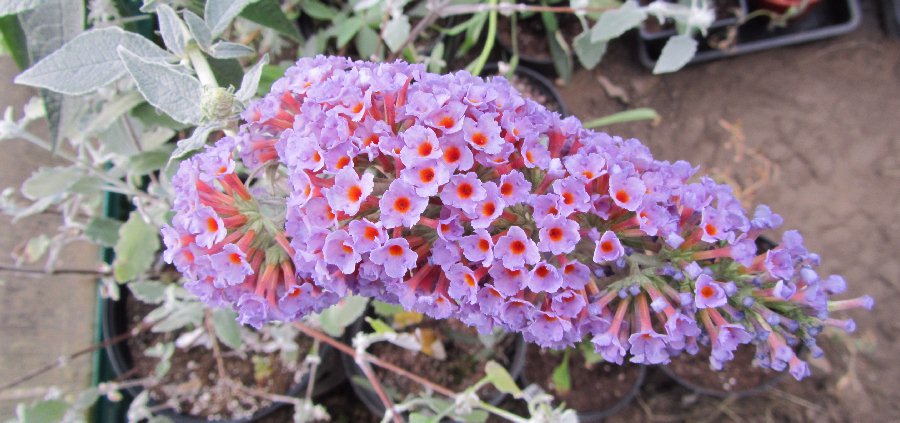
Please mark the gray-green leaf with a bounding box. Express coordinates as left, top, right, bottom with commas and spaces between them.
210, 41, 255, 58
573, 31, 607, 70
239, 0, 301, 41
14, 27, 171, 95
129, 280, 167, 304
156, 4, 187, 56
17, 399, 67, 423
113, 211, 160, 283
318, 295, 368, 337
335, 16, 363, 49
653, 34, 697, 74
484, 361, 522, 397
183, 10, 212, 49
170, 122, 218, 161
118, 46, 203, 124
590, 1, 647, 42
84, 216, 123, 247
212, 308, 243, 349
0, 0, 46, 17
205, 0, 257, 38
235, 53, 268, 103
21, 166, 81, 200
382, 15, 411, 53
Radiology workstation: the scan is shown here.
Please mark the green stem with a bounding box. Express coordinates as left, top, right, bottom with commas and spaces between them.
478, 401, 529, 423
465, 0, 498, 76
186, 44, 218, 87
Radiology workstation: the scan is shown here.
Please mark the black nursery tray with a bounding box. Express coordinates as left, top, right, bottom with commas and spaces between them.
638, 0, 861, 69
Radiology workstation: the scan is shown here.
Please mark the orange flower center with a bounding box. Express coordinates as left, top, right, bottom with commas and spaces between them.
444, 146, 461, 163
600, 240, 614, 253
482, 202, 496, 217
206, 217, 219, 232
548, 227, 563, 242
700, 285, 715, 298
419, 168, 435, 183
705, 223, 718, 236
347, 185, 363, 202
510, 240, 526, 254
535, 265, 550, 278
457, 183, 473, 199
478, 239, 490, 252
500, 182, 513, 196
336, 156, 351, 169
562, 192, 574, 205
228, 253, 242, 265
364, 226, 379, 241
438, 116, 455, 129
615, 189, 630, 204
388, 244, 404, 256
471, 132, 487, 146
417, 142, 433, 157
393, 197, 411, 213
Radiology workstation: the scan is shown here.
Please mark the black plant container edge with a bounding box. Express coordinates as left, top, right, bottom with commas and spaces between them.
481, 63, 569, 118
658, 355, 789, 399
340, 315, 528, 419
101, 289, 345, 423
639, 0, 751, 41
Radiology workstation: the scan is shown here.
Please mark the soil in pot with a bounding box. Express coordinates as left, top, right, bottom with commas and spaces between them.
664, 344, 785, 396
367, 318, 519, 401
497, 14, 581, 64
123, 297, 315, 420
523, 345, 643, 413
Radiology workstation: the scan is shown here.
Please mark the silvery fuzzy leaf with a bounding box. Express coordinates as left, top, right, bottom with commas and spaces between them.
235, 53, 268, 103
573, 30, 607, 70
19, 0, 83, 146
21, 166, 82, 200
205, 0, 257, 38
210, 41, 255, 58
590, 0, 647, 42
156, 4, 186, 55
0, 0, 46, 17
113, 211, 160, 283
170, 122, 218, 162
212, 308, 243, 349
653, 34, 697, 74
382, 14, 410, 53
118, 46, 202, 124
129, 280, 167, 304
14, 27, 171, 96
183, 10, 211, 49
318, 296, 369, 337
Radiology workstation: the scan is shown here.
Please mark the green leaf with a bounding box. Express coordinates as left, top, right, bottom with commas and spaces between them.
365, 317, 394, 334
18, 399, 67, 423
382, 15, 410, 53
156, 4, 187, 56
484, 361, 522, 397
354, 24, 380, 60
301, 0, 337, 20
206, 56, 245, 89
131, 102, 191, 131
127, 145, 177, 175
239, 0, 301, 42
235, 53, 268, 103
335, 16, 363, 48
84, 216, 123, 247
372, 300, 404, 318
205, 0, 257, 37
0, 0, 46, 17
118, 46, 203, 125
318, 295, 369, 337
590, 1, 647, 42
257, 63, 287, 95
14, 27, 171, 96
653, 34, 697, 74
573, 30, 607, 70
21, 166, 81, 199
22, 234, 50, 263
212, 308, 243, 349
545, 25, 572, 83
170, 122, 218, 161
113, 211, 160, 283
583, 107, 660, 128
129, 280, 167, 304
145, 342, 175, 377
0, 15, 28, 69
551, 349, 572, 394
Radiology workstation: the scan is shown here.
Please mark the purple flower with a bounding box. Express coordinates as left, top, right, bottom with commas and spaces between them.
537, 215, 580, 256
500, 298, 536, 330
189, 206, 226, 248
665, 312, 701, 349
560, 261, 590, 290
552, 176, 591, 215
592, 331, 627, 365
348, 219, 386, 253
593, 230, 624, 263
764, 248, 795, 281
497, 170, 532, 205
489, 264, 529, 297
563, 152, 605, 181
369, 238, 417, 278
400, 159, 451, 197
609, 168, 645, 211
467, 182, 505, 229
447, 264, 479, 304
528, 312, 571, 346
713, 323, 752, 361
528, 262, 563, 293
425, 101, 466, 133
530, 194, 563, 224
207, 244, 253, 288
323, 230, 362, 274
439, 135, 474, 172
436, 212, 465, 241
494, 226, 540, 269
323, 167, 374, 215
730, 235, 757, 267
694, 274, 727, 308
459, 228, 494, 266
751, 205, 783, 230
462, 112, 503, 154
399, 125, 442, 166
551, 290, 586, 319
379, 179, 428, 228
521, 140, 550, 169
440, 172, 486, 213
477, 285, 507, 315
628, 330, 670, 364
431, 238, 461, 269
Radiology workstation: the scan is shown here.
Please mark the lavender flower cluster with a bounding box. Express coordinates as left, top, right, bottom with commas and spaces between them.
163, 56, 872, 380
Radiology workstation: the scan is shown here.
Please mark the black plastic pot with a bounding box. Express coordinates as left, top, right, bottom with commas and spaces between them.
341, 316, 528, 419
101, 290, 343, 422
482, 63, 569, 117
881, 0, 900, 38
638, 0, 861, 69
639, 0, 750, 41
495, 14, 581, 77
